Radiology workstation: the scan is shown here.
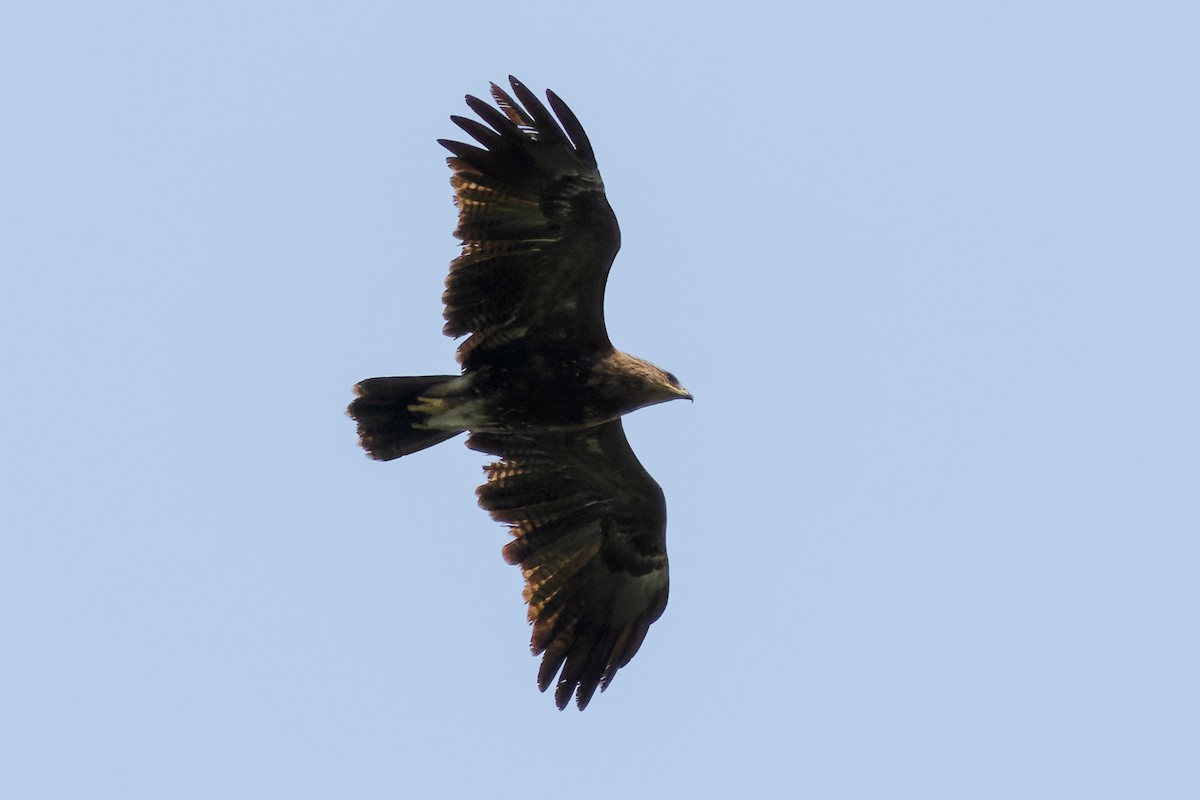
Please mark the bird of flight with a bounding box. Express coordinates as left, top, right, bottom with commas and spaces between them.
348, 77, 691, 709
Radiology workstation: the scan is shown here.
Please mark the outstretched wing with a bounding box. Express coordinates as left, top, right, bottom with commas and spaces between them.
468, 420, 669, 710
438, 76, 620, 371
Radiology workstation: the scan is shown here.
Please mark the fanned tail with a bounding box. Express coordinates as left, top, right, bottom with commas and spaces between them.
348, 376, 463, 460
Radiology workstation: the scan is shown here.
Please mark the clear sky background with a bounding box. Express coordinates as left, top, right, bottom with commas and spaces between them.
3, 2, 1198, 798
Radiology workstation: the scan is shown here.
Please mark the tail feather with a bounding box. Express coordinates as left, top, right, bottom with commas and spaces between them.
348, 376, 463, 460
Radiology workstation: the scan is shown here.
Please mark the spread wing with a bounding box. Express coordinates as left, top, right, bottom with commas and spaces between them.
468, 420, 669, 710
438, 76, 620, 371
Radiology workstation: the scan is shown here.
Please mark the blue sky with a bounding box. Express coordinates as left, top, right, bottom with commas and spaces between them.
3, 2, 1198, 797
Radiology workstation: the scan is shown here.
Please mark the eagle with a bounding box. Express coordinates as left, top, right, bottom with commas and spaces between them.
348, 77, 691, 710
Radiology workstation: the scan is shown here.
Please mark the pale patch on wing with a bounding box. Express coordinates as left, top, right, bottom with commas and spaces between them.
610, 565, 669, 625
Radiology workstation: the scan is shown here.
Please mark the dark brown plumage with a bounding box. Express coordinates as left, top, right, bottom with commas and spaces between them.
348, 77, 689, 709
469, 420, 668, 710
